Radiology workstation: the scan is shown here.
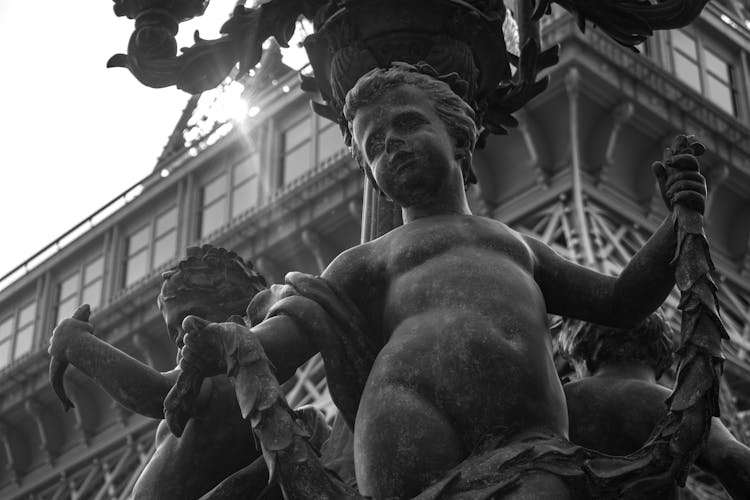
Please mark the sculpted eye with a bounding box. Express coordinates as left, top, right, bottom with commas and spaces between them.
366, 137, 384, 158
394, 113, 427, 130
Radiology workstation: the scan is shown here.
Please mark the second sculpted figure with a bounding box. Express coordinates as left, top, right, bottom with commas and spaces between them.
48, 246, 269, 499
560, 313, 750, 500
173, 65, 709, 499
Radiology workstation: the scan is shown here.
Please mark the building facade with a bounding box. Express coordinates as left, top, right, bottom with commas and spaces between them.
1, 2, 749, 498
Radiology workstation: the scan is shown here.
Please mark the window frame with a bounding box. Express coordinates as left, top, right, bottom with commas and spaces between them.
315, 115, 346, 166
230, 151, 261, 220
14, 300, 36, 360
197, 171, 230, 239
153, 205, 179, 269
0, 313, 15, 369
668, 27, 742, 118
55, 268, 83, 325
0, 299, 38, 369
122, 204, 179, 289
81, 254, 105, 311
276, 105, 347, 189
123, 223, 151, 287
195, 146, 263, 239
279, 113, 313, 187
54, 253, 106, 325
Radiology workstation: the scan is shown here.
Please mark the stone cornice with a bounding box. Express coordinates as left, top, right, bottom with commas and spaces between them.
545, 20, 750, 199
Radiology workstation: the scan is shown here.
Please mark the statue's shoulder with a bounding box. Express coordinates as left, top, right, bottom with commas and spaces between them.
325, 239, 383, 280
565, 377, 671, 415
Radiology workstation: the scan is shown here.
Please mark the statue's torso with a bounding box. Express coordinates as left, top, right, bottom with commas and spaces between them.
349, 214, 568, 449
133, 375, 255, 500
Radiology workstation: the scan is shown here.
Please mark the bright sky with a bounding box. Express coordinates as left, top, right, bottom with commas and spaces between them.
0, 0, 241, 279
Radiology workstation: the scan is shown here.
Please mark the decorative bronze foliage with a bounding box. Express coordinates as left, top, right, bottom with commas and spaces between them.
532, 0, 709, 50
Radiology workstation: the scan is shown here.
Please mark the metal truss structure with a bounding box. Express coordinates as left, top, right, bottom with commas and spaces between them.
26, 432, 155, 500
511, 190, 750, 499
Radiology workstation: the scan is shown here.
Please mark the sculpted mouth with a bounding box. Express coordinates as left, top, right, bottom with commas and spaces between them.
390, 152, 417, 171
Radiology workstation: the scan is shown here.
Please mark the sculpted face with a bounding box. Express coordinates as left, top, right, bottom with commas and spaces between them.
351, 84, 463, 207
161, 296, 229, 350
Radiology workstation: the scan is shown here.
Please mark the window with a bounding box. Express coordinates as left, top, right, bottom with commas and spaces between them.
281, 116, 311, 186
0, 301, 37, 369
672, 31, 702, 93
199, 174, 228, 238
153, 207, 178, 269
0, 316, 13, 369
55, 255, 105, 325
15, 302, 35, 359
56, 272, 81, 324
82, 257, 104, 309
670, 30, 737, 116
125, 225, 150, 287
317, 119, 344, 164
704, 47, 735, 115
231, 154, 260, 219
123, 206, 179, 288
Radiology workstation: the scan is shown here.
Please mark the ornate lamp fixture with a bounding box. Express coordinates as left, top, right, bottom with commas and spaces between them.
107, 0, 708, 140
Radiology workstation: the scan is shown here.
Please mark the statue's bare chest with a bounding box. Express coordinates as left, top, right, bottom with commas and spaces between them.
382, 216, 534, 275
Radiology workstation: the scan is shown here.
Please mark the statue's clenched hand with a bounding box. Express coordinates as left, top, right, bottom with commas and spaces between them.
48, 304, 94, 363
178, 315, 247, 378
165, 315, 248, 437
652, 136, 707, 214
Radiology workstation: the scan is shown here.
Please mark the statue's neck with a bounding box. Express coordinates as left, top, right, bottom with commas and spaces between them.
402, 200, 472, 223
401, 178, 472, 223
592, 363, 657, 383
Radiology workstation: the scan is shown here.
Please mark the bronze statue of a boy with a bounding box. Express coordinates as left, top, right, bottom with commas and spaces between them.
173, 64, 708, 499
560, 313, 750, 500
48, 245, 268, 499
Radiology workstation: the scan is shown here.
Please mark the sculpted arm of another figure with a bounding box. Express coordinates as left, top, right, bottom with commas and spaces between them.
181, 245, 369, 387
695, 419, 750, 500
527, 151, 706, 327
49, 305, 176, 419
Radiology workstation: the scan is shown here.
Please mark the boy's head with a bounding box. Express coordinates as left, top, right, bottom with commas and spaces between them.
343, 63, 478, 191
158, 245, 267, 348
558, 311, 674, 379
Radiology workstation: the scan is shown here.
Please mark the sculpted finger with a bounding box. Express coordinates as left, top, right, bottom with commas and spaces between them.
179, 340, 202, 369
72, 304, 91, 322
665, 170, 704, 183
57, 318, 95, 333
182, 315, 211, 334
652, 161, 666, 180
181, 332, 206, 354
665, 154, 700, 172
671, 191, 705, 213
667, 180, 707, 200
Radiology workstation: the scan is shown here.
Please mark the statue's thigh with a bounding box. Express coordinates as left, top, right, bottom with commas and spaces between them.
355, 383, 463, 498
502, 472, 571, 500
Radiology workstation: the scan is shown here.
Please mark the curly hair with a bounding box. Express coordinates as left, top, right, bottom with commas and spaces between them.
558, 311, 675, 379
157, 245, 267, 319
343, 63, 478, 189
